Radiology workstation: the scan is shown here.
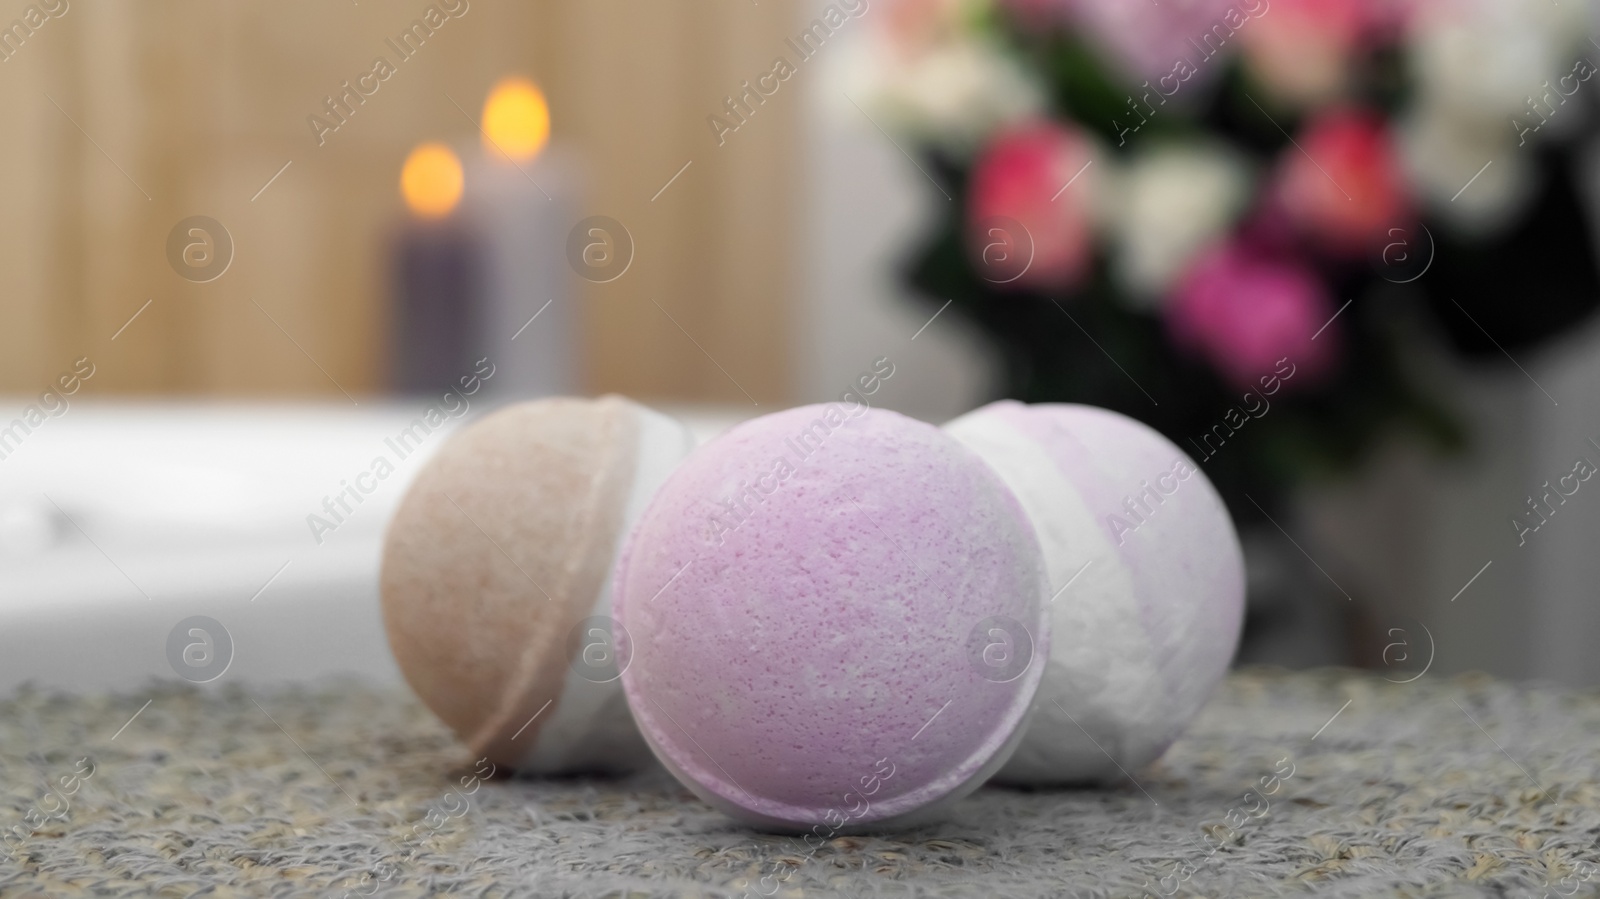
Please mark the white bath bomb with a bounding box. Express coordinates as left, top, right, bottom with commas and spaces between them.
944, 401, 1244, 785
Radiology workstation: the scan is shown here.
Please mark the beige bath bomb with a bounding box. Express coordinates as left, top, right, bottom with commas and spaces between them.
380, 395, 694, 774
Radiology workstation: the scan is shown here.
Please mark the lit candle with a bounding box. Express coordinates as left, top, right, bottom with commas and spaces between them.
463, 76, 579, 400
391, 141, 483, 395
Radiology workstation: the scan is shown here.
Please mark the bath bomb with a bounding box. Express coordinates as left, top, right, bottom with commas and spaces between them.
381, 395, 694, 775
613, 404, 1050, 831
944, 401, 1244, 786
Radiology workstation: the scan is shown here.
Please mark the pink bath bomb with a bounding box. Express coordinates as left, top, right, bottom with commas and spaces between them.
944, 401, 1244, 786
613, 404, 1050, 830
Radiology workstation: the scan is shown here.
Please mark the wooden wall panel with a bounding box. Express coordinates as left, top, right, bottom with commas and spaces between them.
0, 0, 796, 405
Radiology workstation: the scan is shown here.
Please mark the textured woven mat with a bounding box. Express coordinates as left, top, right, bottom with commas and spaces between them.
3, 668, 1599, 898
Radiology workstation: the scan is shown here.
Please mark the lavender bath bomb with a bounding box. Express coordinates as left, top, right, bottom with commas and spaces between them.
380, 396, 693, 774
613, 404, 1050, 831
944, 401, 1244, 786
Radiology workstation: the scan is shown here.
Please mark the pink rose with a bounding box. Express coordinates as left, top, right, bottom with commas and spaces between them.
967, 121, 1094, 290
876, 0, 969, 60
1238, 0, 1420, 102
1239, 0, 1370, 103
1275, 107, 1410, 255
1167, 242, 1339, 390
1002, 0, 1244, 84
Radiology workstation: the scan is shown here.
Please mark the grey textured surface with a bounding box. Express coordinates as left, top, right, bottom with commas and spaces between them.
3, 668, 1599, 898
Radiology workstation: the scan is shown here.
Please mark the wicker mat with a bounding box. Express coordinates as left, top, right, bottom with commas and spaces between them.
3, 668, 1600, 898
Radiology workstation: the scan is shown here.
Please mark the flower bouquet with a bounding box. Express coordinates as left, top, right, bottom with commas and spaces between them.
860, 0, 1600, 516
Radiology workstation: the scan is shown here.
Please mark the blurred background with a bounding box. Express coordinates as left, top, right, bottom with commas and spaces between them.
3, 0, 1600, 690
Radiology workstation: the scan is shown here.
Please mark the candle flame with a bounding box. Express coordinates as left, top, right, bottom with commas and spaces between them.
482, 77, 550, 164
400, 142, 464, 218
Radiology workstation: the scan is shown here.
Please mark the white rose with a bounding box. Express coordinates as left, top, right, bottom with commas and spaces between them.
851, 38, 1045, 153
1106, 143, 1250, 302
1410, 0, 1589, 130
1397, 109, 1536, 236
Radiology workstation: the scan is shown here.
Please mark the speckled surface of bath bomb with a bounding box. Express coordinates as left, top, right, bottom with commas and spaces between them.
944, 401, 1244, 786
381, 395, 693, 775
614, 404, 1050, 830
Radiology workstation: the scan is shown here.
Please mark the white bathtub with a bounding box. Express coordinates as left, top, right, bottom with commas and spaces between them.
0, 400, 743, 693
